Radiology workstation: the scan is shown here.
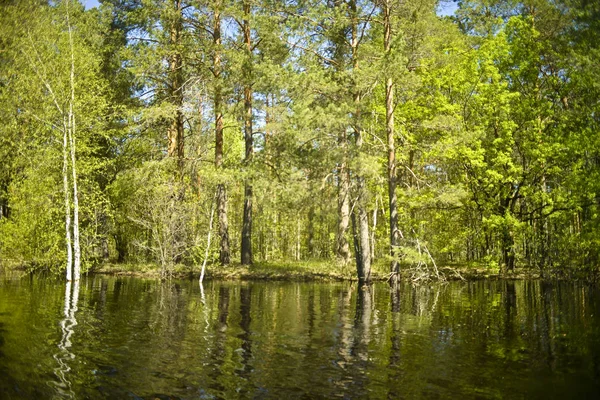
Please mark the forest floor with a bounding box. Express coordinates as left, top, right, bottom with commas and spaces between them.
90, 261, 543, 282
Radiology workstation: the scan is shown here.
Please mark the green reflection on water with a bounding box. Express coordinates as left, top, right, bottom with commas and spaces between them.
1, 275, 600, 399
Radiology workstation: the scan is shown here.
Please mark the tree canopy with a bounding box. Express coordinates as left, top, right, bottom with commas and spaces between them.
0, 0, 598, 280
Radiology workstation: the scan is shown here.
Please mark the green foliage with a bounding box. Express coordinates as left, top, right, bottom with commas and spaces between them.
0, 151, 65, 269
0, 0, 598, 277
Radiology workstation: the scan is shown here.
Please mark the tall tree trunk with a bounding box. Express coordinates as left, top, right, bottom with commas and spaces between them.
241, 0, 253, 265
62, 117, 72, 282
167, 0, 184, 171
69, 103, 81, 281
350, 0, 370, 284
213, 2, 230, 265
331, 0, 350, 264
67, 0, 80, 281
383, 0, 401, 285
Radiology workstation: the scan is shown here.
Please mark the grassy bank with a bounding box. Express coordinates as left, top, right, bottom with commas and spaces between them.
2, 258, 552, 282
93, 260, 377, 281
89, 260, 543, 282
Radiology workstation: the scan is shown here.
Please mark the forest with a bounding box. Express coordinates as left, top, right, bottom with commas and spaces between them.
0, 0, 599, 282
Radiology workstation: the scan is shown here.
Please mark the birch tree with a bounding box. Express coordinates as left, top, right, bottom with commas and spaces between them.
0, 0, 112, 274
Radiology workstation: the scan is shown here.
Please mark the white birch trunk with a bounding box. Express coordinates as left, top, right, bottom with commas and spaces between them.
69, 111, 81, 281
199, 193, 217, 284
371, 196, 378, 261
63, 119, 72, 282
67, 0, 81, 281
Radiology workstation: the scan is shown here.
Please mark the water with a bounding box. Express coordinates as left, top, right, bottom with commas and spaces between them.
1, 274, 600, 399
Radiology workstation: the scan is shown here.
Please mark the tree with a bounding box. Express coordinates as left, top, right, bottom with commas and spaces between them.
0, 0, 113, 276
240, 0, 255, 265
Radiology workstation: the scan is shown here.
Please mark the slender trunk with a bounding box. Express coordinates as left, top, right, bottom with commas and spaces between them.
370, 197, 377, 261
384, 0, 400, 284
62, 118, 72, 282
69, 103, 81, 281
67, 0, 80, 281
200, 192, 217, 284
241, 180, 253, 265
540, 158, 548, 269
213, 3, 230, 265
265, 94, 271, 149
241, 0, 253, 265
168, 0, 184, 171
308, 205, 315, 257
296, 218, 301, 261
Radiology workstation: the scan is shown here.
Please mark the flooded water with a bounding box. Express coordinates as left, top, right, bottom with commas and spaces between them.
1, 274, 600, 399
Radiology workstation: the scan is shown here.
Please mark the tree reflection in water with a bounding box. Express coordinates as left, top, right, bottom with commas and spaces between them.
51, 280, 79, 398
1, 278, 600, 398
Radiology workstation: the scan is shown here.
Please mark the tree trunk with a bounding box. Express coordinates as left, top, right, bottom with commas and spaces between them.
241, 0, 253, 265
308, 205, 315, 257
69, 106, 81, 281
502, 225, 515, 271
336, 159, 351, 262
0, 198, 7, 219
352, 198, 371, 284
67, 1, 80, 281
62, 117, 72, 282
167, 0, 184, 171
371, 197, 378, 261
350, 0, 370, 284
217, 184, 230, 265
199, 191, 217, 284
241, 181, 253, 265
331, 0, 350, 264
383, 0, 401, 285
213, 2, 230, 265
296, 218, 301, 261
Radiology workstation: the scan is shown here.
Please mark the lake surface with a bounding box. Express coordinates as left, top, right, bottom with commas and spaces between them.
1, 274, 600, 399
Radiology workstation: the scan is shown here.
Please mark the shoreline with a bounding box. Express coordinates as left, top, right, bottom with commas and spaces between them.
3, 261, 594, 282
69, 262, 544, 282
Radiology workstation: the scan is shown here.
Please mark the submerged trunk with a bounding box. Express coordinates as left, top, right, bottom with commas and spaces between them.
241, 0, 253, 265
213, 2, 230, 265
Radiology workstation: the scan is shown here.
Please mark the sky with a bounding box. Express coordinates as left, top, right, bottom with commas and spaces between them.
438, 1, 459, 17
83, 0, 99, 9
